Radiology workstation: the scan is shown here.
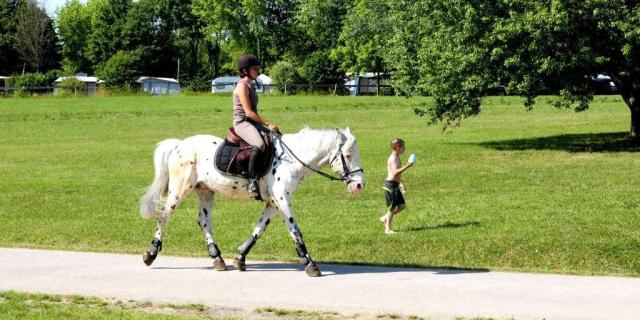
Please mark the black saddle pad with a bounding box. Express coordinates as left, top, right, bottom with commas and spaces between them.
214, 140, 274, 178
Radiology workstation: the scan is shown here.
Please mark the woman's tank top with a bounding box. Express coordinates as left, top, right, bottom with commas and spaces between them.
233, 79, 259, 126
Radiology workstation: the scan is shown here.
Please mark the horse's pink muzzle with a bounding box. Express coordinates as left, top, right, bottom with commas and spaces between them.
348, 181, 365, 195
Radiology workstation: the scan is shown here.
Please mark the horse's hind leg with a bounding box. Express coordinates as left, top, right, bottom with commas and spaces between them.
196, 187, 226, 271
143, 164, 195, 266
233, 205, 278, 271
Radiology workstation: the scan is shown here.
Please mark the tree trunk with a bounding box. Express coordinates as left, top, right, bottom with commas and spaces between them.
617, 78, 639, 140
630, 102, 640, 140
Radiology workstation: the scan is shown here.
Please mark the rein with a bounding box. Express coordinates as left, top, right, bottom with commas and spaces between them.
274, 132, 363, 182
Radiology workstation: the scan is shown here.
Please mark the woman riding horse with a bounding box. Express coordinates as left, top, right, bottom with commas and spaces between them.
233, 54, 279, 195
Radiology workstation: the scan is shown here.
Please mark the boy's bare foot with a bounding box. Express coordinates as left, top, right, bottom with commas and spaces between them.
380, 214, 395, 234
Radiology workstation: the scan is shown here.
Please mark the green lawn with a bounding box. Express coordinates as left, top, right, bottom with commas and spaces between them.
0, 95, 638, 276
0, 291, 233, 320
0, 290, 495, 320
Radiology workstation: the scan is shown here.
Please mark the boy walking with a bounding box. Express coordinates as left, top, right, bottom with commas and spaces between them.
379, 138, 414, 234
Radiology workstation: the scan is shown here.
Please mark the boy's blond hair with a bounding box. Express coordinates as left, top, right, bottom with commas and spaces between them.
390, 138, 405, 151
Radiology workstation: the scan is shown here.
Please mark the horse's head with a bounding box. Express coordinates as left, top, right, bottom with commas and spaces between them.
330, 128, 365, 195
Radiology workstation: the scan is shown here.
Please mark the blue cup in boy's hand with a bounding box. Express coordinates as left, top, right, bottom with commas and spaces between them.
408, 153, 417, 165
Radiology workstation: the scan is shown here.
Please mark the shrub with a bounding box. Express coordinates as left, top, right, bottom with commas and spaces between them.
54, 77, 84, 96
11, 71, 61, 97
269, 60, 300, 94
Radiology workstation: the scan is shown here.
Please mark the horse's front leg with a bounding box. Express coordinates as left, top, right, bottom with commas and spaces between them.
233, 205, 278, 271
273, 196, 321, 277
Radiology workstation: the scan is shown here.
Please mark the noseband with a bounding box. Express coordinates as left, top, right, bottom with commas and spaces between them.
328, 141, 364, 183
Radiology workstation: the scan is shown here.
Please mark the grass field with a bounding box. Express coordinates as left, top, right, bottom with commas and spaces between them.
0, 95, 638, 276
0, 291, 230, 320
0, 291, 453, 320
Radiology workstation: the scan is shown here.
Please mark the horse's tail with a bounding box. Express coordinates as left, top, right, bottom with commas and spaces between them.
139, 139, 180, 219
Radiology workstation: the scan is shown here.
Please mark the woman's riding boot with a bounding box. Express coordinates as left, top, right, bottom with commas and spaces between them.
247, 146, 261, 195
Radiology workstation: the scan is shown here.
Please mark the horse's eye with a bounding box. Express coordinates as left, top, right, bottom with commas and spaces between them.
345, 154, 352, 160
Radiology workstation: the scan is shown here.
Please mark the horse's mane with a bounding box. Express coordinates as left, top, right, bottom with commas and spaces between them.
288, 126, 356, 156
283, 126, 342, 153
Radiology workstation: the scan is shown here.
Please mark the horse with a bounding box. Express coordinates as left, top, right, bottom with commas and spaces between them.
139, 127, 365, 276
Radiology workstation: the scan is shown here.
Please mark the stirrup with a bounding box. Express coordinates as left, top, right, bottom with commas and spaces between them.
247, 179, 259, 195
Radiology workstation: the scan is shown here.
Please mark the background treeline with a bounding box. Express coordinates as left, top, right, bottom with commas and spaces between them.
0, 0, 391, 90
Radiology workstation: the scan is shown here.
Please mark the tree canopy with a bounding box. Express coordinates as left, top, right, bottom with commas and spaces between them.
373, 0, 640, 136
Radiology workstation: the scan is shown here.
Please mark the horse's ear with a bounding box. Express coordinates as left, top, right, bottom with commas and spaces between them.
342, 129, 356, 150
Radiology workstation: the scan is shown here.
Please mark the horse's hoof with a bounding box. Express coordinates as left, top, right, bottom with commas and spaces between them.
305, 264, 321, 277
143, 251, 157, 266
213, 257, 227, 271
233, 257, 246, 271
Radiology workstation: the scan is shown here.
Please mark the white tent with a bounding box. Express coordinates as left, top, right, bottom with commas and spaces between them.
0, 76, 9, 93
53, 75, 99, 95
137, 77, 180, 95
256, 74, 272, 85
211, 75, 273, 93
345, 72, 389, 96
211, 76, 241, 93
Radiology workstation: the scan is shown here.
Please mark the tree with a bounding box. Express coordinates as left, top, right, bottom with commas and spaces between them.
294, 0, 347, 85
332, 0, 391, 75
192, 0, 301, 75
14, 0, 59, 72
0, 0, 24, 75
87, 0, 131, 66
56, 0, 92, 73
390, 0, 640, 138
123, 0, 175, 78
155, 0, 205, 80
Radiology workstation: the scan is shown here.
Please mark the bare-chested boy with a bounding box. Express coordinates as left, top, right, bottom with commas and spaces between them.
379, 138, 413, 234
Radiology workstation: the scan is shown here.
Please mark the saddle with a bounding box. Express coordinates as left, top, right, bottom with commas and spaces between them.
214, 127, 274, 178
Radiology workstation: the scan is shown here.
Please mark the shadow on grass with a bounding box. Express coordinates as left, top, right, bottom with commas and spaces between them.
398, 220, 481, 233
471, 132, 640, 153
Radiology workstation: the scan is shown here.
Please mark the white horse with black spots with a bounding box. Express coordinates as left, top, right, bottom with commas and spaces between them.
139, 127, 365, 276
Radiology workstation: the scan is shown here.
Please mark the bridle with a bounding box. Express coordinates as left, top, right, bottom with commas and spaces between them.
275, 132, 364, 183
327, 140, 364, 183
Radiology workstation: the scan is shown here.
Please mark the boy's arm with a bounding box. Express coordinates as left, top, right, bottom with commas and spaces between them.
389, 160, 413, 176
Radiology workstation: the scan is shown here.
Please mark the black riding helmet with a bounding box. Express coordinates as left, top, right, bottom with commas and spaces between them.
237, 54, 261, 76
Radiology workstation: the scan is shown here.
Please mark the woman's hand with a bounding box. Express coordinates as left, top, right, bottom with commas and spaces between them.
268, 123, 279, 133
